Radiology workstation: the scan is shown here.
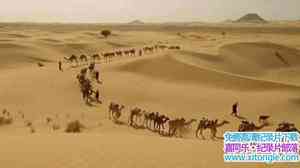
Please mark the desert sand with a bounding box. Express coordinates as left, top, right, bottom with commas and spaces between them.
0, 22, 300, 168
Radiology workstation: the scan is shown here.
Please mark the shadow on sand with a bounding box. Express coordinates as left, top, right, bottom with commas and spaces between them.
113, 120, 127, 126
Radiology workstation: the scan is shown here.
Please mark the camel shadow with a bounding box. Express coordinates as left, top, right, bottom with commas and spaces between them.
85, 102, 96, 107
148, 128, 158, 133
215, 136, 224, 140
131, 125, 146, 130
113, 120, 127, 126
159, 132, 172, 137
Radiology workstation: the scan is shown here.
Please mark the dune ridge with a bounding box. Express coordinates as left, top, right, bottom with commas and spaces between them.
1, 23, 300, 168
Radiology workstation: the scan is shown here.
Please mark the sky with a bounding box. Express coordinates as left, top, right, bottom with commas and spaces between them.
0, 0, 300, 23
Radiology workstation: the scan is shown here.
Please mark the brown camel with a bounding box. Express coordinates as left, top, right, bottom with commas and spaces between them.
80, 79, 93, 104
143, 46, 154, 53
129, 107, 143, 127
258, 115, 270, 125
154, 115, 170, 134
209, 120, 230, 140
64, 55, 78, 63
196, 119, 229, 139
169, 118, 196, 137
108, 102, 125, 121
238, 120, 267, 132
91, 54, 101, 61
168, 46, 181, 50
195, 117, 209, 139
103, 52, 115, 62
124, 50, 130, 56
116, 51, 123, 57
275, 122, 299, 133
79, 54, 88, 62
143, 111, 155, 129
158, 45, 168, 50
168, 118, 180, 136
129, 49, 136, 56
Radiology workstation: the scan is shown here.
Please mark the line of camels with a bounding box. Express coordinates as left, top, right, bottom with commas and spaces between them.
108, 102, 300, 140
65, 43, 299, 138
63, 44, 181, 64
72, 43, 181, 105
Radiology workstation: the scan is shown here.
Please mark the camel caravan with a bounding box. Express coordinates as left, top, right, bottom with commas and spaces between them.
1, 101, 299, 135
62, 43, 181, 67
106, 101, 299, 140
57, 42, 299, 138
108, 102, 200, 138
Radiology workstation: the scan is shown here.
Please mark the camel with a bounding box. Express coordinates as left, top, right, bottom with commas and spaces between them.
153, 112, 160, 129
154, 115, 169, 134
129, 107, 143, 127
275, 122, 299, 133
168, 46, 181, 50
108, 102, 125, 121
124, 50, 130, 56
143, 111, 155, 129
116, 51, 123, 57
129, 49, 136, 56
158, 45, 168, 50
195, 117, 209, 139
196, 119, 229, 139
80, 79, 93, 104
168, 119, 178, 136
143, 46, 154, 53
103, 52, 115, 62
64, 55, 78, 63
169, 118, 197, 137
258, 115, 270, 125
91, 54, 101, 61
209, 120, 230, 140
184, 118, 197, 128
79, 54, 88, 62
238, 120, 267, 132
177, 118, 197, 137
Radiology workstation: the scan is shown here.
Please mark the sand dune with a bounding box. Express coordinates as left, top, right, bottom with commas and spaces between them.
0, 23, 300, 168
0, 42, 54, 69
220, 42, 300, 69
117, 51, 300, 91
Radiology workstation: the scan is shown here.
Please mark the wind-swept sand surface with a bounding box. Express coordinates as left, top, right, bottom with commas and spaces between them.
0, 23, 300, 168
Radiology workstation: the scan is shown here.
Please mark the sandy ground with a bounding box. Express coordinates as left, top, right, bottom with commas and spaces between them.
0, 23, 300, 168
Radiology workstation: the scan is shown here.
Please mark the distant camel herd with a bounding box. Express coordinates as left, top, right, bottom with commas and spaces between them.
107, 102, 300, 139
63, 44, 181, 65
